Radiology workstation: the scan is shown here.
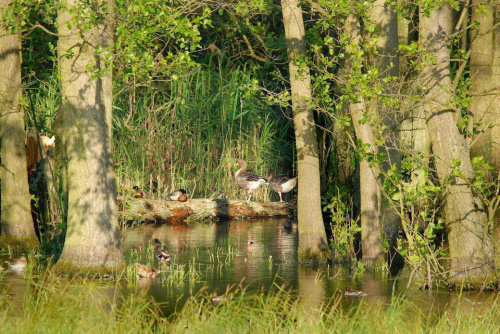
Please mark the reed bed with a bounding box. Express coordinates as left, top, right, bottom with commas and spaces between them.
113, 66, 294, 201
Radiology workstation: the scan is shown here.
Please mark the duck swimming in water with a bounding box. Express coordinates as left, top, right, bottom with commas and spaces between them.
168, 189, 188, 202
4, 255, 27, 270
344, 286, 367, 297
135, 263, 159, 278
153, 238, 171, 265
235, 159, 267, 201
268, 170, 297, 203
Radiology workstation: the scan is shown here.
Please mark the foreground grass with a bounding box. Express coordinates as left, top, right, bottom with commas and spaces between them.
1, 274, 499, 334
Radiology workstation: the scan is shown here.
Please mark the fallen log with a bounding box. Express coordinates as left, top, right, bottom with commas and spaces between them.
117, 196, 294, 224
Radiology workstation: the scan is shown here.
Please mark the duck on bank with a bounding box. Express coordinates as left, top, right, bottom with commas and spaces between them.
268, 170, 297, 203
235, 159, 267, 201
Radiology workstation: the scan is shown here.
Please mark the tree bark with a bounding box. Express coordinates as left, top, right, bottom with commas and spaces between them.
0, 0, 38, 242
56, 0, 123, 267
367, 0, 401, 263
420, 5, 496, 285
469, 0, 497, 174
345, 8, 384, 266
281, 0, 329, 262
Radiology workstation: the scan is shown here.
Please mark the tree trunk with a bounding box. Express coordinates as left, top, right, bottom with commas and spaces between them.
56, 0, 123, 267
0, 0, 38, 243
493, 3, 500, 173
367, 0, 401, 263
344, 8, 384, 266
281, 0, 329, 263
469, 0, 497, 174
420, 6, 496, 286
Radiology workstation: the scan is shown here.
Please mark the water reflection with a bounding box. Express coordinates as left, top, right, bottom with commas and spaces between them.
1, 217, 497, 319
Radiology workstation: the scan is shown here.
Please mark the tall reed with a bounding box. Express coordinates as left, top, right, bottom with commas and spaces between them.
113, 65, 294, 200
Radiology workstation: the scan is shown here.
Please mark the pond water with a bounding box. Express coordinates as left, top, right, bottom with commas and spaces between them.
1, 217, 497, 318
120, 217, 496, 317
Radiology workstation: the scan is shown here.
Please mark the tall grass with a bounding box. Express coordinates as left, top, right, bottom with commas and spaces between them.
1, 275, 499, 333
113, 65, 294, 200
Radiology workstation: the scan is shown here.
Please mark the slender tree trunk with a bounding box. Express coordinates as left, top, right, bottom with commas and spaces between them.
420, 6, 496, 285
367, 0, 401, 263
493, 3, 500, 173
0, 0, 38, 243
56, 0, 123, 267
281, 0, 329, 263
345, 8, 384, 266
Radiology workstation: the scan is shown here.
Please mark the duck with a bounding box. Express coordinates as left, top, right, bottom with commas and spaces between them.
344, 286, 367, 297
211, 293, 225, 305
168, 189, 188, 202
268, 170, 297, 203
153, 238, 172, 265
4, 255, 27, 270
133, 186, 144, 198
235, 159, 267, 201
135, 263, 159, 278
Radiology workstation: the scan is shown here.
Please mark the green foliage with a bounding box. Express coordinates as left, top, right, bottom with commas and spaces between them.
323, 191, 359, 262
114, 0, 212, 82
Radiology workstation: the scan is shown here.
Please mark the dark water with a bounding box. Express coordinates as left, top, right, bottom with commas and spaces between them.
1, 217, 496, 318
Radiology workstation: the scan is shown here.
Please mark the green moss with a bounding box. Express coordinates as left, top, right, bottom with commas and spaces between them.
298, 247, 331, 265
0, 236, 40, 253
49, 260, 127, 279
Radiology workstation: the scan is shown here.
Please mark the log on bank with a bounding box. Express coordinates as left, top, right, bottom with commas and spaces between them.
117, 197, 293, 223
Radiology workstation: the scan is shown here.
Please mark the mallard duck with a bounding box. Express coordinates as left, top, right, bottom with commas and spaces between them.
268, 170, 297, 203
168, 189, 188, 202
133, 186, 144, 198
4, 255, 27, 270
135, 263, 159, 278
235, 159, 267, 201
153, 238, 171, 265
344, 286, 367, 297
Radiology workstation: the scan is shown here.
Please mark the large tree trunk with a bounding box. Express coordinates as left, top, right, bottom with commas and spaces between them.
281, 0, 329, 263
56, 0, 123, 267
345, 8, 384, 266
367, 0, 401, 263
0, 0, 38, 243
469, 0, 497, 174
420, 6, 496, 286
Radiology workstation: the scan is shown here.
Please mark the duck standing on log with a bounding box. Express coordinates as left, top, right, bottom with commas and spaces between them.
133, 186, 144, 198
153, 238, 172, 266
268, 170, 297, 203
168, 189, 188, 202
235, 159, 267, 201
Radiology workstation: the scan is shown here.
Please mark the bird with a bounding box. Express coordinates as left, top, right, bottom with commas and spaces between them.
135, 263, 159, 278
168, 189, 188, 202
133, 186, 144, 198
235, 159, 267, 201
153, 238, 172, 265
211, 293, 225, 305
4, 255, 27, 270
268, 170, 297, 203
344, 286, 367, 297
